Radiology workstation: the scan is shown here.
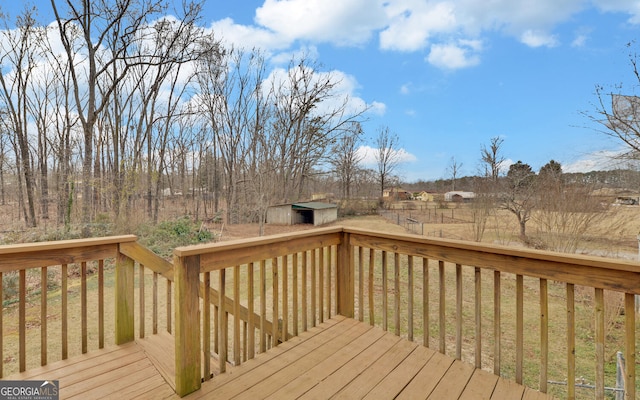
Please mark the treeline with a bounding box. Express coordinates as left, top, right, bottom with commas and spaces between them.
406, 169, 640, 193
0, 1, 383, 235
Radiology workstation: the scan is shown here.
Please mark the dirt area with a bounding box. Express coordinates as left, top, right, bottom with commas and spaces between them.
210, 215, 411, 242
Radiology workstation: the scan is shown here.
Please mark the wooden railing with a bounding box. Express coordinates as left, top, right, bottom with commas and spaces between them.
1, 227, 638, 399
173, 226, 640, 399
0, 235, 175, 378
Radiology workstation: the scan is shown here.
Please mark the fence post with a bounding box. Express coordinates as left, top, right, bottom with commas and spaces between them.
174, 253, 202, 397
337, 230, 354, 318
115, 248, 134, 345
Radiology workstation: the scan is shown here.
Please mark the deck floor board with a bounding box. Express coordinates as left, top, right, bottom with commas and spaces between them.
4, 316, 554, 399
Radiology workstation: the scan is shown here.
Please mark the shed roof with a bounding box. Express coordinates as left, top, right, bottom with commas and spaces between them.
291, 202, 337, 210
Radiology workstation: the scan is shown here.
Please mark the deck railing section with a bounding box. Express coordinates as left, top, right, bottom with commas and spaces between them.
172, 227, 344, 396
3, 227, 638, 399
346, 227, 639, 400
0, 236, 136, 377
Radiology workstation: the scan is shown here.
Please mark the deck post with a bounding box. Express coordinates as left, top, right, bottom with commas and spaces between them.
174, 254, 202, 397
337, 231, 354, 318
115, 248, 135, 344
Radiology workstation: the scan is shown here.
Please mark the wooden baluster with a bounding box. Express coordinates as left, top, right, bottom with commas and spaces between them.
293, 253, 298, 337
358, 247, 364, 322
248, 262, 255, 360
41, 267, 47, 366
494, 270, 501, 375
311, 249, 317, 328
203, 271, 211, 380
234, 265, 241, 365
516, 274, 524, 384
139, 263, 145, 339
62, 264, 68, 359
19, 269, 25, 371
260, 260, 266, 353
82, 262, 87, 353
213, 303, 218, 354
326, 247, 331, 318
382, 250, 388, 331
474, 267, 481, 368
624, 293, 636, 400
394, 253, 400, 336
152, 271, 158, 335
219, 269, 227, 373
272, 257, 279, 346
166, 280, 172, 334
99, 260, 105, 347
368, 249, 375, 326
408, 255, 414, 342
423, 257, 429, 348
302, 252, 308, 332
456, 263, 462, 360
242, 321, 248, 362
540, 278, 549, 393
283, 255, 288, 341
566, 283, 575, 398
319, 248, 324, 323
439, 260, 445, 354
594, 288, 604, 400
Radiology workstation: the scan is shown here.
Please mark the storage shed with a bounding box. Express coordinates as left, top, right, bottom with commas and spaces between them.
266, 202, 338, 226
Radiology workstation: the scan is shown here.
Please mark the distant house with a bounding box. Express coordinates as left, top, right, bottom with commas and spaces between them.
444, 191, 476, 202
266, 202, 338, 226
416, 191, 434, 202
383, 188, 412, 200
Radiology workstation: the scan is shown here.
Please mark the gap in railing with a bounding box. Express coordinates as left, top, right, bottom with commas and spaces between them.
133, 263, 173, 339
351, 245, 638, 399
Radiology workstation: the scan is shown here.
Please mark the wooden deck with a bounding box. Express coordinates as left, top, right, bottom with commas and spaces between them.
7, 316, 552, 399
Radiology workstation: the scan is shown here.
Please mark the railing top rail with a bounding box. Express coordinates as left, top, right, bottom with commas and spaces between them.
173, 226, 344, 257
343, 227, 640, 274
0, 235, 138, 272
0, 234, 138, 256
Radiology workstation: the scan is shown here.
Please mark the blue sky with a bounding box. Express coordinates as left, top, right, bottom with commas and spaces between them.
10, 1, 640, 182
194, 0, 640, 181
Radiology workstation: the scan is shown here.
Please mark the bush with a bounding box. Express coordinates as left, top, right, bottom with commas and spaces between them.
136, 216, 213, 258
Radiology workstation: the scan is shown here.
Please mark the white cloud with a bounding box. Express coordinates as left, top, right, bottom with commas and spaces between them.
592, 0, 640, 24
571, 34, 587, 47
520, 30, 559, 48
255, 0, 387, 46
357, 145, 418, 167
369, 101, 387, 115
210, 17, 289, 51
380, 1, 457, 51
562, 150, 630, 173
427, 41, 481, 70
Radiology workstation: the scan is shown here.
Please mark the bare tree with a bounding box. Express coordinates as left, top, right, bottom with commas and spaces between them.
447, 157, 462, 191
533, 160, 628, 253
0, 9, 45, 227
480, 136, 505, 182
330, 121, 363, 199
502, 160, 536, 241
374, 126, 400, 197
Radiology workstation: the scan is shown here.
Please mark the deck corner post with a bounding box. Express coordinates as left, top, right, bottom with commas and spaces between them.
115, 248, 135, 345
174, 253, 202, 397
337, 230, 354, 318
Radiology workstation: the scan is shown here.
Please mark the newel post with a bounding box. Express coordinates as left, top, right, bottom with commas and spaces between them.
115, 247, 135, 345
174, 253, 202, 397
337, 231, 354, 318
